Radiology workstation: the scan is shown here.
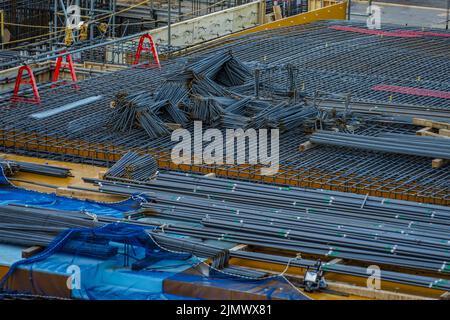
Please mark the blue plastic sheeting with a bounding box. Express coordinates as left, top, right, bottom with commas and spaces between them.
0, 223, 200, 300
0, 167, 144, 218
0, 244, 24, 265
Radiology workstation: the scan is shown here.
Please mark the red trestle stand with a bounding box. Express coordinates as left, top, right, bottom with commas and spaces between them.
52, 51, 78, 89
10, 65, 41, 105
133, 34, 161, 69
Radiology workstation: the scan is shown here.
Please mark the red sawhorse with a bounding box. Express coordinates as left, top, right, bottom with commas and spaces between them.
133, 34, 160, 68
10, 65, 41, 104
52, 51, 78, 89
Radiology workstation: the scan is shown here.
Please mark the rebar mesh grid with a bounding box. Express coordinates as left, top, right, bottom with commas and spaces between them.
0, 20, 449, 204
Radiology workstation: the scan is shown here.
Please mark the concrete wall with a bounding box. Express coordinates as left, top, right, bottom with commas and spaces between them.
149, 2, 262, 46
108, 1, 263, 64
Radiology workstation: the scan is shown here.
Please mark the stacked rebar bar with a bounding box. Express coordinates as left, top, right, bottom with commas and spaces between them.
0, 161, 20, 176
83, 171, 450, 275
104, 152, 158, 182
310, 131, 450, 159
0, 203, 449, 291
0, 160, 71, 178
0, 20, 449, 203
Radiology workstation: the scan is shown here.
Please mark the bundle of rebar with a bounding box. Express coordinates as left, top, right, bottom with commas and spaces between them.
137, 108, 172, 139
108, 91, 174, 138
0, 21, 449, 205
186, 52, 233, 78
310, 131, 450, 159
279, 106, 318, 131
191, 74, 230, 97
0, 160, 71, 178
247, 102, 289, 129
108, 92, 142, 132
247, 102, 318, 131
213, 55, 252, 87
0, 205, 101, 247
83, 171, 450, 275
148, 230, 264, 278
185, 50, 250, 84
154, 81, 191, 109
1, 203, 448, 290
0, 161, 20, 176
0, 205, 118, 260
104, 152, 158, 182
223, 96, 254, 115
147, 99, 189, 125
190, 95, 225, 124
221, 113, 251, 129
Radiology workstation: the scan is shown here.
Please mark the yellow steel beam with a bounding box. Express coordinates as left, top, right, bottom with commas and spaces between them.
230, 1, 348, 37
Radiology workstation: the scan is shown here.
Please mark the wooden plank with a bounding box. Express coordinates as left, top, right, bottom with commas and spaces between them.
299, 141, 314, 152
22, 246, 43, 258
413, 118, 450, 130
164, 267, 304, 300
417, 128, 450, 139
432, 159, 448, 169
98, 170, 106, 179
440, 292, 450, 300
431, 121, 450, 130
413, 118, 427, 127
439, 129, 450, 137
273, 5, 282, 21
416, 127, 432, 136
56, 187, 98, 199
326, 282, 434, 300
328, 258, 343, 265
421, 131, 441, 138
230, 244, 248, 252
165, 123, 181, 131
265, 13, 275, 23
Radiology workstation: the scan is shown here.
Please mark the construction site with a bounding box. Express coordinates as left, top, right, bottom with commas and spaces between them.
0, 0, 449, 302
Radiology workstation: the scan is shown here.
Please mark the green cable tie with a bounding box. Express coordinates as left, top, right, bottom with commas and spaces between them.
430, 279, 447, 289
330, 250, 339, 257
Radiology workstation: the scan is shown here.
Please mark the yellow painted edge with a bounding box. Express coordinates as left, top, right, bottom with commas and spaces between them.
229, 2, 348, 37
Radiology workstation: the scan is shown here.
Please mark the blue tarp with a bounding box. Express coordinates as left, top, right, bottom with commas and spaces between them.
0, 224, 199, 300
0, 166, 143, 218
0, 166, 198, 300
0, 167, 309, 300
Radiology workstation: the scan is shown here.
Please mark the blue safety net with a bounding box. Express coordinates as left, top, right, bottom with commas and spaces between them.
0, 167, 145, 218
